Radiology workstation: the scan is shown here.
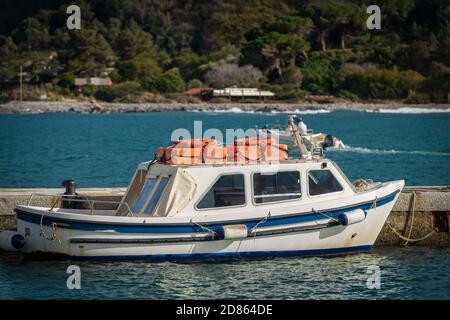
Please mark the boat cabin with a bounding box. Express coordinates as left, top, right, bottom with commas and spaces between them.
118, 159, 355, 218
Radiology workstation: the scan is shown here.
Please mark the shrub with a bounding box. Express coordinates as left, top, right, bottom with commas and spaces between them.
58, 72, 75, 89
95, 81, 142, 102
343, 69, 424, 100
118, 56, 162, 84
204, 63, 263, 88
338, 89, 359, 101
81, 84, 96, 97
300, 53, 343, 94
147, 68, 186, 93
187, 78, 205, 89
276, 89, 306, 101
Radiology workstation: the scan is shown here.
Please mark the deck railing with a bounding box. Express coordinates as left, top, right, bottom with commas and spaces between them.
26, 193, 134, 216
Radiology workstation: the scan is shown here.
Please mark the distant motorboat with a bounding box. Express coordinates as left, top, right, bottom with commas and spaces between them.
257, 115, 346, 152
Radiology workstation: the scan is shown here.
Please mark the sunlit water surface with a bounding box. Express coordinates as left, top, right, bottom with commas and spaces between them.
0, 110, 449, 187
0, 247, 449, 299
0, 109, 449, 299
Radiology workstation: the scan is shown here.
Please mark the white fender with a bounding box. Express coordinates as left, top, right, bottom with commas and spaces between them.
218, 225, 249, 240
338, 209, 366, 226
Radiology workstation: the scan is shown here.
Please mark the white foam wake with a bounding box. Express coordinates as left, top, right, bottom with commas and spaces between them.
198, 107, 331, 114
212, 107, 255, 113
270, 109, 331, 115
327, 145, 450, 156
366, 107, 450, 114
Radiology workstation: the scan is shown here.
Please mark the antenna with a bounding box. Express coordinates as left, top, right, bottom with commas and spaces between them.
287, 115, 308, 158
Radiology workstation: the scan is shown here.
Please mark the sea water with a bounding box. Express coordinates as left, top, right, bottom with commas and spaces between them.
0, 110, 449, 187
0, 109, 449, 299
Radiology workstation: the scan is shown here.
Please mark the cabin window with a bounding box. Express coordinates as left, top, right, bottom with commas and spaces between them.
132, 176, 169, 214
132, 178, 158, 213
142, 177, 169, 214
197, 174, 245, 209
308, 170, 343, 196
253, 171, 301, 204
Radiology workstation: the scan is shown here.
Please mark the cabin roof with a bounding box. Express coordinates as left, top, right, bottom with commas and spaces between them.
137, 158, 328, 170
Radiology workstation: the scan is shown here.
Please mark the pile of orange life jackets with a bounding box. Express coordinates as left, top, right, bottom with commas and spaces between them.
156, 138, 288, 165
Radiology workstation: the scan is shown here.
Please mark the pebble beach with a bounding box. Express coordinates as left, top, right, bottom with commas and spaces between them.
0, 100, 449, 114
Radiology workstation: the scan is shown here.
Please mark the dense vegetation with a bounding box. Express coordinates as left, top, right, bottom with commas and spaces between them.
0, 0, 449, 103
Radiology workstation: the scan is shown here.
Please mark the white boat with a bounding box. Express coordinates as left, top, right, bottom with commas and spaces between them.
14, 134, 403, 261
258, 115, 346, 151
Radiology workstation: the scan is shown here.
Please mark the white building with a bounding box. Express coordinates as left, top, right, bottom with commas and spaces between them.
213, 87, 275, 99
75, 77, 112, 87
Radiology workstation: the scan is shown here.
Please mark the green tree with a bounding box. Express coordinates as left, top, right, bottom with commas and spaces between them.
303, 2, 365, 51
300, 52, 344, 94
116, 28, 157, 61
58, 29, 115, 76
118, 56, 162, 85
148, 68, 186, 93
58, 72, 76, 89
196, 0, 292, 51
0, 36, 17, 56
11, 17, 49, 50
242, 32, 309, 82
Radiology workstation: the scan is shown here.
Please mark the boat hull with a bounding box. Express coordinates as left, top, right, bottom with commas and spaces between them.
15, 188, 400, 261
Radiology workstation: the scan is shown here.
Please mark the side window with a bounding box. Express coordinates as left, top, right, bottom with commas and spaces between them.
197, 174, 245, 209
253, 171, 301, 204
308, 170, 343, 196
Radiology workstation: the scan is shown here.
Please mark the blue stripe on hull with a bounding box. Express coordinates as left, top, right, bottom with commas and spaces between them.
25, 245, 373, 261
16, 191, 398, 234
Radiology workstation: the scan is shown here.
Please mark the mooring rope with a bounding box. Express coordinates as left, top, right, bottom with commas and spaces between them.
386, 222, 436, 243
386, 191, 437, 244
404, 192, 416, 246
190, 219, 216, 240
353, 178, 374, 193
251, 211, 271, 236
39, 210, 61, 244
313, 208, 340, 224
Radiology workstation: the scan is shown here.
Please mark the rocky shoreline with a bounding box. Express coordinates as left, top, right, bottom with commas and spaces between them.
0, 100, 449, 114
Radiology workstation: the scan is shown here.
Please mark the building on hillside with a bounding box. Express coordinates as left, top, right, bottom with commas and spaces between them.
212, 87, 275, 101
74, 77, 112, 92
185, 87, 213, 100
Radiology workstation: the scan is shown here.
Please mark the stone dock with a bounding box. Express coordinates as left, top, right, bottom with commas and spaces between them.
0, 186, 449, 247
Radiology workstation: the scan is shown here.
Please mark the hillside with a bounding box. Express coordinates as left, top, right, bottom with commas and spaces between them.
0, 0, 449, 103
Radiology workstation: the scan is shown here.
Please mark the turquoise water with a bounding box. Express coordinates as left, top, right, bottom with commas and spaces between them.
0, 247, 449, 299
0, 110, 449, 300
0, 110, 449, 187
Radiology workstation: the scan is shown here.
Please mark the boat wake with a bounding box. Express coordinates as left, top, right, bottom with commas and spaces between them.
270, 109, 331, 115
327, 145, 450, 156
198, 108, 331, 115
366, 107, 450, 114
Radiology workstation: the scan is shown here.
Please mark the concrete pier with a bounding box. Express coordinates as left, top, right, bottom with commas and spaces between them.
1, 186, 449, 247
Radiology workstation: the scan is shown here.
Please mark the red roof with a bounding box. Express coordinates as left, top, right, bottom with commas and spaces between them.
185, 87, 211, 95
